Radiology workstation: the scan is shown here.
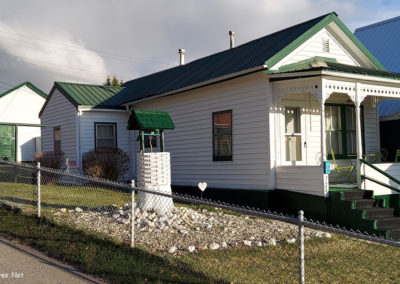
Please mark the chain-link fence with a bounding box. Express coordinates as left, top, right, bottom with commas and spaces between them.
1, 160, 400, 283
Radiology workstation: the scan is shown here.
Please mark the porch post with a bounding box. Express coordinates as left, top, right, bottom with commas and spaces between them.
320, 104, 326, 162
355, 82, 363, 189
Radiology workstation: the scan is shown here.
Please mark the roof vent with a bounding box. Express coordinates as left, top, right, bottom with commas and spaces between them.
179, 49, 185, 66
229, 31, 235, 48
322, 38, 330, 53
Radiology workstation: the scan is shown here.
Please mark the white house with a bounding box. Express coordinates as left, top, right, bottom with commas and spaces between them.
40, 12, 400, 225
0, 82, 47, 162
39, 82, 135, 174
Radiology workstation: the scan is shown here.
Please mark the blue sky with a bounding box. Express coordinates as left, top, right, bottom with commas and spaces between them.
0, 0, 398, 92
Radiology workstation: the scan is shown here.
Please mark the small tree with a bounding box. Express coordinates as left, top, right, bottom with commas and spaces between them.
104, 75, 123, 87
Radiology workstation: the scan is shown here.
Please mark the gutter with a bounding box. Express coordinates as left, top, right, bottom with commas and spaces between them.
123, 64, 267, 107
268, 70, 400, 85
78, 106, 129, 113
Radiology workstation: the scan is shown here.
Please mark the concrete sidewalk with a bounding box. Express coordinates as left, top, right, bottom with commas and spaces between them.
0, 236, 107, 284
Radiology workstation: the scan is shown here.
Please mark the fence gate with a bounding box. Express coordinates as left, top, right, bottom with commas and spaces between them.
0, 125, 16, 162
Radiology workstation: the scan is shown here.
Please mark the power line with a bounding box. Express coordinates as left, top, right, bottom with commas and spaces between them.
0, 30, 174, 67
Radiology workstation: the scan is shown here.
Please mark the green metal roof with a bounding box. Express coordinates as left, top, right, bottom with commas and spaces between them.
269, 59, 400, 80
121, 12, 384, 104
0, 81, 47, 99
127, 109, 175, 130
55, 82, 129, 108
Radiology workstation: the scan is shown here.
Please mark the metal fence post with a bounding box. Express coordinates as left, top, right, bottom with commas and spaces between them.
37, 162, 41, 217
298, 210, 305, 284
130, 180, 135, 248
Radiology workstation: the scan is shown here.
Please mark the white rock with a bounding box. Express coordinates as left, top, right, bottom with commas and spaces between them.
168, 246, 177, 254
256, 241, 263, 247
221, 241, 228, 248
68, 209, 74, 213
112, 214, 120, 219
60, 208, 67, 213
206, 224, 212, 229
243, 240, 252, 246
249, 236, 255, 240
75, 207, 83, 212
209, 243, 220, 250
188, 246, 196, 252
322, 232, 331, 238
118, 209, 124, 215
314, 231, 324, 238
287, 238, 296, 244
268, 238, 277, 246
54, 212, 61, 216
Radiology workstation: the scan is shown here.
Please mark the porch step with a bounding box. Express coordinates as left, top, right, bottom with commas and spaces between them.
364, 208, 395, 219
341, 190, 374, 201
387, 229, 400, 242
375, 217, 400, 230
353, 198, 384, 210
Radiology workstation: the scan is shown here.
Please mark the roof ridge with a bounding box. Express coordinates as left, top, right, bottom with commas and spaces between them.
56, 81, 125, 89
355, 16, 400, 33
0, 81, 47, 99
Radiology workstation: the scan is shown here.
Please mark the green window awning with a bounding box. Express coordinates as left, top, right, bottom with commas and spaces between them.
127, 109, 175, 130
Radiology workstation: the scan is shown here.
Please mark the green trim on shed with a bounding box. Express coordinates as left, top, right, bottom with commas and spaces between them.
0, 82, 47, 100
127, 109, 175, 130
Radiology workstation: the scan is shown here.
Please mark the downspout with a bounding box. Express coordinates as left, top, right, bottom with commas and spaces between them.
76, 110, 81, 171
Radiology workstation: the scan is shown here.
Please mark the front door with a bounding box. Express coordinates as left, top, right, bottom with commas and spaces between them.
0, 125, 16, 162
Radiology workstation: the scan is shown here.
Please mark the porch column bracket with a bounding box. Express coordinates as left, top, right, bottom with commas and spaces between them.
355, 82, 363, 189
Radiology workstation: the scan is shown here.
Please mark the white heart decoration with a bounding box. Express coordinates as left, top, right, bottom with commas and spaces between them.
198, 182, 207, 192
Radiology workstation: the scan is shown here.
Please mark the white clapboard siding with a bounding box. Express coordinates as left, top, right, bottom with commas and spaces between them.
364, 105, 379, 153
276, 166, 327, 196
78, 110, 135, 178
363, 163, 400, 195
41, 88, 77, 163
18, 126, 41, 162
132, 72, 271, 190
0, 85, 44, 124
273, 27, 359, 70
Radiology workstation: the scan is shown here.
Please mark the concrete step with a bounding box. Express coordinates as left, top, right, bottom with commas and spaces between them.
341, 190, 374, 201
387, 229, 400, 242
353, 199, 384, 210
376, 217, 400, 230
364, 208, 395, 219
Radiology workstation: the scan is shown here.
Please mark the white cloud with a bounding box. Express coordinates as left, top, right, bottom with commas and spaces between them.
0, 22, 107, 83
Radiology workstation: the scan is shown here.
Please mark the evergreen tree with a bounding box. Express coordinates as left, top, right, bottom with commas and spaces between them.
104, 75, 123, 86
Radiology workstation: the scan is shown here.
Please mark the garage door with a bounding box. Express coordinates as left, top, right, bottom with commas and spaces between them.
0, 125, 16, 162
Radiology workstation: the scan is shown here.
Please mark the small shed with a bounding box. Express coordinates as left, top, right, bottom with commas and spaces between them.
127, 109, 175, 152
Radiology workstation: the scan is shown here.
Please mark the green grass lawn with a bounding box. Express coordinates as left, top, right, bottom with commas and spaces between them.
0, 181, 130, 215
2, 181, 400, 283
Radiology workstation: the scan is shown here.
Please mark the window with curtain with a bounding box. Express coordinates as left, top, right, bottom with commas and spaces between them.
325, 104, 360, 158
285, 107, 302, 161
53, 126, 61, 153
95, 123, 117, 149
213, 110, 232, 161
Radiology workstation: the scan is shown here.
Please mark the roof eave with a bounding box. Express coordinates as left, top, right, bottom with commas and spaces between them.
122, 64, 267, 106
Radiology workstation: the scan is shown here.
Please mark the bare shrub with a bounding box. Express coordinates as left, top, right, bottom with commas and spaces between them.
33, 152, 65, 184
82, 148, 130, 181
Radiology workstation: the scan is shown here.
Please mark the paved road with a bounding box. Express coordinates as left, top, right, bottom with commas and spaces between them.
0, 236, 106, 284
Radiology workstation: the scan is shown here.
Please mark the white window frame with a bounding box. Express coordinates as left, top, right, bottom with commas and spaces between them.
95, 123, 117, 149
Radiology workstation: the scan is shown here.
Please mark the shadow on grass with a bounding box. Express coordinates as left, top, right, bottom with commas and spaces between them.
0, 208, 222, 284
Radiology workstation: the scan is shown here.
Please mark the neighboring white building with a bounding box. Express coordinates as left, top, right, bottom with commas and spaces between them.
0, 82, 47, 162
40, 12, 400, 198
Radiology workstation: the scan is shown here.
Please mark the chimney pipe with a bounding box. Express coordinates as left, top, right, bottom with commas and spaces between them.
179, 49, 185, 66
229, 31, 235, 48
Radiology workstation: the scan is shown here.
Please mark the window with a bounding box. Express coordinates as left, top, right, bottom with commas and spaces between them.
285, 107, 302, 161
325, 104, 362, 158
213, 110, 232, 161
95, 123, 117, 149
53, 126, 61, 153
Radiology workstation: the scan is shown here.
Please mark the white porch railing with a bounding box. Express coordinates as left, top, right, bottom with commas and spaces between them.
276, 166, 329, 197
